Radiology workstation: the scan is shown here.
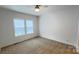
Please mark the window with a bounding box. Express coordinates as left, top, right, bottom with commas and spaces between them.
26, 20, 33, 34
13, 19, 33, 37
13, 19, 25, 36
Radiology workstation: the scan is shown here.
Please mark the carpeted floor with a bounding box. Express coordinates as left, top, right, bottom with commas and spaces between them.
1, 37, 77, 54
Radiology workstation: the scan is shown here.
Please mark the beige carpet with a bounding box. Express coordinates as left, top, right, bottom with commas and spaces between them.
1, 37, 77, 54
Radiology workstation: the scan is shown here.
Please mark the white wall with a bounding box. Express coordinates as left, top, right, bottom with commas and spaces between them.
39, 6, 79, 46
77, 20, 79, 52
0, 12, 2, 50
0, 8, 39, 48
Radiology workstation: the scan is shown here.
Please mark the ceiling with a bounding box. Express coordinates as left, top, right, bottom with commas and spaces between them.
0, 5, 50, 16
0, 5, 76, 16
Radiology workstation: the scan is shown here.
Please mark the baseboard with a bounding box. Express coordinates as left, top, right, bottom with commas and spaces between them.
40, 35, 76, 48
1, 36, 39, 48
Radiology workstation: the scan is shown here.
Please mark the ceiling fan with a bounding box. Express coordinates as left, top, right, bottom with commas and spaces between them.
34, 5, 48, 12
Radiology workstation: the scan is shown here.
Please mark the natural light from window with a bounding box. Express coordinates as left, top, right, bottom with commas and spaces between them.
26, 20, 33, 34
13, 19, 33, 37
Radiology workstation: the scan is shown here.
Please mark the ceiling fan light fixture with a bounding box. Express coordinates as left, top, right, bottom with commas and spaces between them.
35, 8, 40, 12
35, 5, 40, 12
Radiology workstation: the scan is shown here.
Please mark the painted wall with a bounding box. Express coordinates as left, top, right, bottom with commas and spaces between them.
77, 20, 79, 52
0, 8, 39, 48
39, 6, 79, 46
0, 12, 2, 49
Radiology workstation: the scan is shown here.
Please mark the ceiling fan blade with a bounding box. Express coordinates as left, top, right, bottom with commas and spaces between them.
35, 5, 48, 8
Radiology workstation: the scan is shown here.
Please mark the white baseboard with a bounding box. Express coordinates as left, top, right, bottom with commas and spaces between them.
40, 35, 76, 47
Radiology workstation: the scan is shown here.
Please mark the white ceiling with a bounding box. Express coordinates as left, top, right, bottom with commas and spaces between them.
0, 5, 50, 16
0, 5, 76, 16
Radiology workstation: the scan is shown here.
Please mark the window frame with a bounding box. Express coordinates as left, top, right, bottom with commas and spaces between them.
26, 19, 34, 34
13, 18, 34, 37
